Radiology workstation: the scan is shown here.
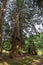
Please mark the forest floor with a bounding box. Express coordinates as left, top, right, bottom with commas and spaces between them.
0, 54, 43, 65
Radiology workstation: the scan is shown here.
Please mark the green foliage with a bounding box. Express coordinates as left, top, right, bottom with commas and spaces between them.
23, 38, 29, 52
3, 40, 12, 51
34, 33, 43, 49
16, 0, 24, 9
23, 33, 43, 55
31, 33, 43, 55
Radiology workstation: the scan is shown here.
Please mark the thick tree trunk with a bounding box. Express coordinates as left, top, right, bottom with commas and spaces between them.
9, 13, 23, 57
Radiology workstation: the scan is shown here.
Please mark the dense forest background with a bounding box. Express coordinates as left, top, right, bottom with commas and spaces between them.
0, 0, 43, 57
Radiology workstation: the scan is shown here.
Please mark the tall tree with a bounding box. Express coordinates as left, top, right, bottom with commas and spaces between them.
0, 0, 7, 53
4, 0, 43, 56
0, 7, 2, 52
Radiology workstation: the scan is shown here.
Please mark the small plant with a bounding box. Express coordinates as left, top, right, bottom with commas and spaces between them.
3, 40, 12, 51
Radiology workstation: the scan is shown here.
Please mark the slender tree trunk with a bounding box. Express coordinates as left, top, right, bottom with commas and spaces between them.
0, 14, 2, 52
0, 0, 7, 53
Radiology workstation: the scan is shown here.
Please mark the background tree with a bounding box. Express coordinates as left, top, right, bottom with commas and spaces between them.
0, 0, 7, 53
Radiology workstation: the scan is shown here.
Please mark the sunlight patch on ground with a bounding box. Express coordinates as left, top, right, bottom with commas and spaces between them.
32, 62, 37, 65
2, 50, 9, 54
3, 62, 10, 65
33, 59, 40, 63
37, 49, 43, 55
23, 64, 26, 65
0, 63, 3, 65
25, 60, 29, 63
22, 57, 25, 59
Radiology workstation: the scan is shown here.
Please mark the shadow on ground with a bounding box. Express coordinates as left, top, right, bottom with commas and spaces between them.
0, 54, 43, 65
